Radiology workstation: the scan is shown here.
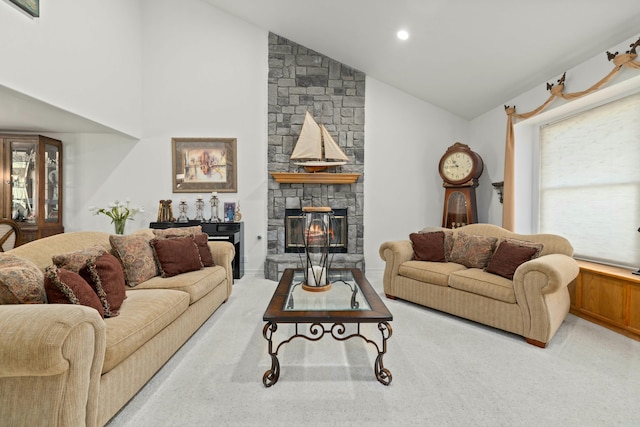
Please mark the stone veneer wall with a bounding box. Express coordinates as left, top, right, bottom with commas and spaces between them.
265, 33, 365, 280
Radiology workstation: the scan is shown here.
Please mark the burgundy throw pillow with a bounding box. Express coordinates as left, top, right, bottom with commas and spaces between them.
150, 236, 203, 278
44, 266, 104, 318
80, 253, 127, 317
485, 240, 540, 280
409, 232, 446, 262
193, 233, 215, 267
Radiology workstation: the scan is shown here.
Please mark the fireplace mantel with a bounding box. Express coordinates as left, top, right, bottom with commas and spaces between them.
270, 172, 361, 184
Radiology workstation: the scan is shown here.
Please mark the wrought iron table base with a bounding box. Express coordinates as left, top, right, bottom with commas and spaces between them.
262, 321, 392, 387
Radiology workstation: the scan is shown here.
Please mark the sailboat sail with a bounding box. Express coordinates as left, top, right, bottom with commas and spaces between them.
291, 112, 348, 172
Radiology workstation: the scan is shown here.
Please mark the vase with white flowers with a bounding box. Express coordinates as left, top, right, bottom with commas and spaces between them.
90, 200, 144, 234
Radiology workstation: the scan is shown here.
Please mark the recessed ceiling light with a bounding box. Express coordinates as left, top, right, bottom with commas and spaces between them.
397, 30, 409, 41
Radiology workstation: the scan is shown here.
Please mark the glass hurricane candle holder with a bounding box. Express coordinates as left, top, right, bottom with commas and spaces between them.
195, 196, 205, 221
210, 193, 220, 222
299, 206, 335, 292
177, 200, 189, 223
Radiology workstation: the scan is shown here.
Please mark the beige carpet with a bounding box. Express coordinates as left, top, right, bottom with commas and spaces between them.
107, 275, 640, 426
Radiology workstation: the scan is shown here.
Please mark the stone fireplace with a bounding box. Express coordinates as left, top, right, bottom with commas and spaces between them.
264, 33, 365, 281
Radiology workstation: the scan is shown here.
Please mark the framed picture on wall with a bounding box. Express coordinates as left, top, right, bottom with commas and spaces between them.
172, 137, 237, 193
10, 0, 39, 17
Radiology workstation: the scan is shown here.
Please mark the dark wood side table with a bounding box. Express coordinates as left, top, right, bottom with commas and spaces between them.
149, 221, 244, 280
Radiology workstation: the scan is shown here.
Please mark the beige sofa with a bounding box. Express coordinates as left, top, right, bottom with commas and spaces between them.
379, 223, 579, 347
0, 229, 235, 426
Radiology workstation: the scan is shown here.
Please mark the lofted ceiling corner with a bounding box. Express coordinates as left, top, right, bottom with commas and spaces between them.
204, 0, 640, 120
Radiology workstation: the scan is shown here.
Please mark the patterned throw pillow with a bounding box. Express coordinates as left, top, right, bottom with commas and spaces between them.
52, 246, 107, 272
150, 236, 203, 277
486, 240, 544, 280
151, 226, 202, 238
44, 266, 104, 317
80, 253, 127, 317
0, 254, 46, 304
409, 231, 446, 262
448, 232, 498, 269
109, 234, 159, 287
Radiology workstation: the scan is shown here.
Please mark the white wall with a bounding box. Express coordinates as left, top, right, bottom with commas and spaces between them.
139, 0, 269, 275
364, 78, 469, 273
0, 0, 142, 137
470, 32, 640, 232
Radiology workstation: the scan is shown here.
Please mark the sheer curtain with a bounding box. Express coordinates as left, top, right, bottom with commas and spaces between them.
539, 92, 640, 267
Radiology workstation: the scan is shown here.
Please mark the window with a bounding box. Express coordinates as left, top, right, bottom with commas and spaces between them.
539, 92, 640, 268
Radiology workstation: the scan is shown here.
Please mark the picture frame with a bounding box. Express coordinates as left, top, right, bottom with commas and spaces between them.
223, 202, 236, 222
10, 0, 39, 17
172, 137, 237, 193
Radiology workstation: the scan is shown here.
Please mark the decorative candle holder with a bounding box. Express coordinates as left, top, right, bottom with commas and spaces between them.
299, 206, 335, 292
195, 195, 205, 221
210, 193, 220, 222
177, 200, 189, 223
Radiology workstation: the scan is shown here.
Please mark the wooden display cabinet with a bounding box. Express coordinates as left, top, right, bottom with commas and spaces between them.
0, 135, 64, 244
568, 260, 640, 341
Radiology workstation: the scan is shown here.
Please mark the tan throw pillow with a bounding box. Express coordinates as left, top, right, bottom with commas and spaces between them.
151, 226, 202, 238
52, 246, 107, 272
150, 236, 203, 278
486, 240, 543, 280
44, 266, 104, 318
193, 233, 215, 267
80, 253, 127, 317
448, 232, 498, 269
409, 231, 446, 262
109, 234, 159, 287
0, 254, 46, 304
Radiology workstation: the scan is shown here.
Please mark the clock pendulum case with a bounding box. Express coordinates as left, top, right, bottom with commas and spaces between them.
438, 142, 484, 229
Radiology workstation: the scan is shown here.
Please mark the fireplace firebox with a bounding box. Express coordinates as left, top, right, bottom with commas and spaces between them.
285, 208, 347, 253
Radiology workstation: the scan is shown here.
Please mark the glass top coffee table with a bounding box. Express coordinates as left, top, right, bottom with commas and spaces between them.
262, 268, 393, 387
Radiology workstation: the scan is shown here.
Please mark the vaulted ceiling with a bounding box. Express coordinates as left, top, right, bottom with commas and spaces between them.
206, 0, 640, 119
2, 1, 640, 134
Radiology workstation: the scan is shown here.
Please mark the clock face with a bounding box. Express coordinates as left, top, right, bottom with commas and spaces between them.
441, 151, 474, 183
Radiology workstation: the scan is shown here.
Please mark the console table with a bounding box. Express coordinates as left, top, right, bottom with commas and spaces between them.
149, 221, 244, 280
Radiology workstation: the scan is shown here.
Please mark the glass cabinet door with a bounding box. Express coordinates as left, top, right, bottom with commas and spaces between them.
10, 140, 37, 223
44, 143, 60, 223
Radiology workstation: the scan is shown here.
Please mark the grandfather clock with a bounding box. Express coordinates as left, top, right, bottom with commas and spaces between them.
438, 142, 484, 229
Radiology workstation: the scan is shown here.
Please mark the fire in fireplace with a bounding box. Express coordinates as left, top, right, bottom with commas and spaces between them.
285, 208, 347, 253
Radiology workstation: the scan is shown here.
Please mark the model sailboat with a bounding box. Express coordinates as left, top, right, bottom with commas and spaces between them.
291, 111, 349, 172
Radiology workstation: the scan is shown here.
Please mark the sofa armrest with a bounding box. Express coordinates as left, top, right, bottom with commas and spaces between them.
208, 241, 236, 293
379, 240, 414, 296
513, 254, 579, 344
0, 304, 106, 427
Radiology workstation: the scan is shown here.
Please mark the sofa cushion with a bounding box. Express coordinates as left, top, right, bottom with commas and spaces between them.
399, 260, 467, 287
410, 231, 445, 262
131, 266, 226, 304
52, 246, 107, 272
448, 268, 516, 303
150, 236, 203, 278
151, 225, 202, 238
486, 239, 542, 280
448, 232, 498, 269
80, 253, 127, 317
109, 234, 159, 287
44, 266, 105, 317
0, 254, 46, 304
102, 288, 190, 374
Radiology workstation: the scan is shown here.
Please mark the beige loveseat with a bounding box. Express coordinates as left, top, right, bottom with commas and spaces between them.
379, 223, 579, 347
0, 229, 234, 426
